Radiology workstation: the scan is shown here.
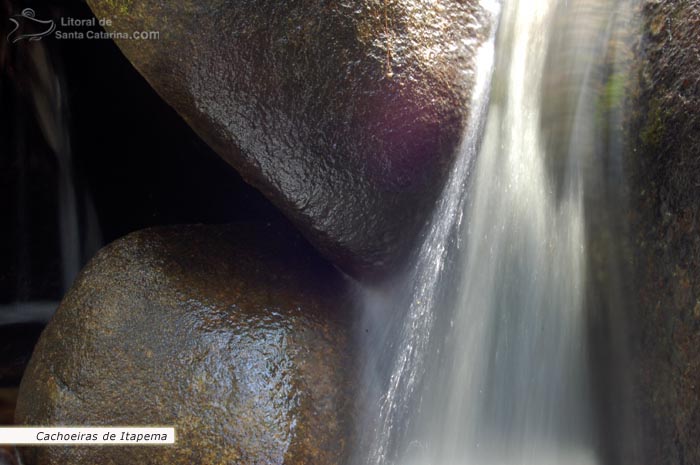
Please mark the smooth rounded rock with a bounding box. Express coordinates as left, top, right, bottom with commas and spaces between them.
85, 0, 492, 279
15, 224, 356, 465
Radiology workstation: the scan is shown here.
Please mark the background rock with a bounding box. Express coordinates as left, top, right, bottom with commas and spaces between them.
85, 0, 492, 279
0, 448, 17, 465
625, 2, 700, 464
15, 224, 356, 465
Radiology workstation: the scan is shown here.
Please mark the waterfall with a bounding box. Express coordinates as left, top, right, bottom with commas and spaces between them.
3, 29, 103, 324
27, 43, 82, 295
354, 0, 635, 464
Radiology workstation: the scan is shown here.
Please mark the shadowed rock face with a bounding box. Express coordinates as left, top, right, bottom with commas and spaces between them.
85, 0, 491, 279
626, 1, 700, 464
15, 224, 356, 465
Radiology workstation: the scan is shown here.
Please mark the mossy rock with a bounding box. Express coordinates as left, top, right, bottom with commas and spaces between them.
625, 1, 700, 464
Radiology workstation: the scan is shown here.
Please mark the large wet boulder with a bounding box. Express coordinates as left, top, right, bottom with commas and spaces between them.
15, 224, 356, 465
625, 2, 700, 464
85, 0, 492, 279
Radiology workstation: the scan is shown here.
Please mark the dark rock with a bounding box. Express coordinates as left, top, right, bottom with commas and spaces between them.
0, 448, 18, 465
85, 0, 492, 279
0, 389, 18, 426
15, 224, 356, 465
625, 2, 700, 464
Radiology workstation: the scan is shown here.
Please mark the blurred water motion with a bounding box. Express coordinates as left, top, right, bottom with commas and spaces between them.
353, 0, 638, 464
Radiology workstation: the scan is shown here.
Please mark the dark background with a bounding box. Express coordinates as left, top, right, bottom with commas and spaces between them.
1, 0, 280, 316
0, 0, 281, 388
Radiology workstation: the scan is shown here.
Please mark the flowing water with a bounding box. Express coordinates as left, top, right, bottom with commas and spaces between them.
354, 0, 635, 464
1, 30, 102, 324
27, 43, 82, 295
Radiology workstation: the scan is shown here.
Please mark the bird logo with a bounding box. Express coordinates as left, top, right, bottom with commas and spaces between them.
7, 8, 56, 43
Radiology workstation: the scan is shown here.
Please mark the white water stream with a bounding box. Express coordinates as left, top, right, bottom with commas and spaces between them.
354, 1, 634, 464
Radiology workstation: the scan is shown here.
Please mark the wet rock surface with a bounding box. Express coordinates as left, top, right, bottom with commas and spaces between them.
15, 224, 356, 465
85, 0, 491, 279
626, 2, 700, 464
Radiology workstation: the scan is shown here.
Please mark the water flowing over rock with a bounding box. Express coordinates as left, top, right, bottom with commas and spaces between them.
85, 0, 491, 279
352, 0, 640, 464
15, 224, 356, 465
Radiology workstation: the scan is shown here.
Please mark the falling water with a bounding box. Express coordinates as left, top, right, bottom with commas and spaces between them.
27, 43, 82, 295
355, 0, 635, 464
2, 25, 103, 324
